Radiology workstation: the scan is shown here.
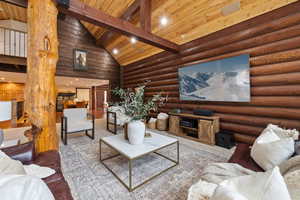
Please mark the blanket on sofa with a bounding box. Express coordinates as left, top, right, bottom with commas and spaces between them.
188, 163, 255, 200
189, 159, 300, 200
200, 163, 255, 184
279, 155, 300, 200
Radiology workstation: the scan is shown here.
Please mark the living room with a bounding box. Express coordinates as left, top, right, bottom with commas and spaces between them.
0, 0, 300, 200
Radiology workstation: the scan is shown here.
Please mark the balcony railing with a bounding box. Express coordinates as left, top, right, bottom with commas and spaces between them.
0, 27, 27, 58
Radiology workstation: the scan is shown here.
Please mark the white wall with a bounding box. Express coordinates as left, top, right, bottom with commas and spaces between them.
76, 88, 90, 101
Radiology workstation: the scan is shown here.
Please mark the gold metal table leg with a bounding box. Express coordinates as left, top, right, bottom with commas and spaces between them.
129, 159, 132, 191
99, 139, 179, 192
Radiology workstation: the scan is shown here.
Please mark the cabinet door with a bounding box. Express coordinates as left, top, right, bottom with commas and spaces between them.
198, 120, 214, 145
169, 115, 180, 135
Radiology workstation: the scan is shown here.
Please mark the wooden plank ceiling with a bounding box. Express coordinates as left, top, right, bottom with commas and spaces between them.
81, 0, 297, 66
0, 0, 297, 65
0, 1, 26, 22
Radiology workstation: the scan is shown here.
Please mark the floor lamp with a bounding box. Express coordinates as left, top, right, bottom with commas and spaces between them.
0, 101, 12, 146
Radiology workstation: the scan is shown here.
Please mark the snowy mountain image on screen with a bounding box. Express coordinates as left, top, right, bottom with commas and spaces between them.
179, 54, 250, 102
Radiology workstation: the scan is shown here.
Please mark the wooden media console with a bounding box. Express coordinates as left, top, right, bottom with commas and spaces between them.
169, 113, 220, 145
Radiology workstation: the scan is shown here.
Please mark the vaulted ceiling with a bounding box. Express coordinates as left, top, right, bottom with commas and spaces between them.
0, 0, 297, 65
80, 0, 297, 65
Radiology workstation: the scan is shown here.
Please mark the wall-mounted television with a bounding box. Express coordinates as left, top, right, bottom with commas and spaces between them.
178, 54, 250, 102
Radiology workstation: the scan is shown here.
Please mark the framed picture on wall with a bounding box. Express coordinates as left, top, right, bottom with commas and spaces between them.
73, 49, 88, 71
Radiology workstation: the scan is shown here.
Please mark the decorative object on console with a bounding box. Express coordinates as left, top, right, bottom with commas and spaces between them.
215, 130, 235, 149
170, 108, 181, 114
112, 86, 167, 145
193, 109, 214, 116
0, 101, 12, 146
180, 118, 198, 128
73, 49, 88, 71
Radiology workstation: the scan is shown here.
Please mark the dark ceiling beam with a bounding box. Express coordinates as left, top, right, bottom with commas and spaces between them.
2, 0, 27, 8
55, 0, 179, 52
96, 0, 141, 47
140, 0, 151, 33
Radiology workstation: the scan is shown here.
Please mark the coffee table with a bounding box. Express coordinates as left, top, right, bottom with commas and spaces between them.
99, 132, 179, 191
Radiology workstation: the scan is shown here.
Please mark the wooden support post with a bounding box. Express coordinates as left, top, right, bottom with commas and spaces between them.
25, 0, 59, 153
11, 100, 17, 128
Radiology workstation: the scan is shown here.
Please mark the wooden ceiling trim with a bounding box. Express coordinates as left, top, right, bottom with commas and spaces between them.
96, 0, 141, 47
56, 0, 180, 52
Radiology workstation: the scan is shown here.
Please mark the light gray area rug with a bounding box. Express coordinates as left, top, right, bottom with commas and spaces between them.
59, 119, 232, 200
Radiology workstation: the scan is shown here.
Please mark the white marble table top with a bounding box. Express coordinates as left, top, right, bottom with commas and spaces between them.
101, 132, 178, 159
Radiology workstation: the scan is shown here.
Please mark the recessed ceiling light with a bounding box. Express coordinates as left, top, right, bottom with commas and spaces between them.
75, 78, 79, 81
160, 16, 168, 26
130, 37, 137, 44
112, 48, 119, 55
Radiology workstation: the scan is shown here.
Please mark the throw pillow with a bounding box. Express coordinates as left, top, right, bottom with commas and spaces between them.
211, 167, 291, 200
0, 150, 26, 175
267, 124, 299, 140
0, 175, 55, 200
250, 128, 294, 170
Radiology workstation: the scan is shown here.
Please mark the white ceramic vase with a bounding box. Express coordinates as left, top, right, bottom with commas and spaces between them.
127, 120, 145, 145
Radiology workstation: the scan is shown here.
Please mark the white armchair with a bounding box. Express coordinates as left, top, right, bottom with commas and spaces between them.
107, 106, 131, 134
61, 108, 95, 145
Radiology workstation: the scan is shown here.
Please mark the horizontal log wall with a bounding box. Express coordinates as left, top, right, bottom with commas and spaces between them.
122, 2, 300, 144
57, 16, 120, 89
